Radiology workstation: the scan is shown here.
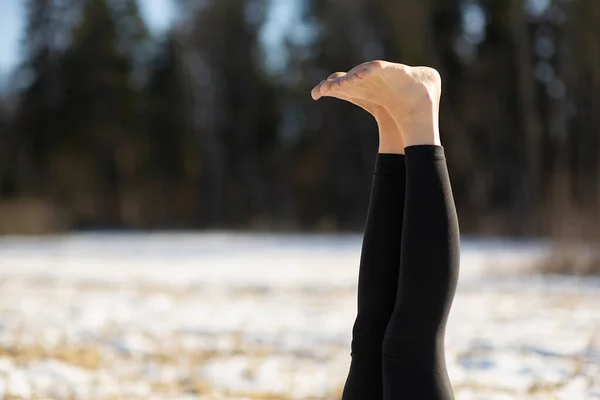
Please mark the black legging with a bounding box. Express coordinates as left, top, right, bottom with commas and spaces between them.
341, 145, 460, 400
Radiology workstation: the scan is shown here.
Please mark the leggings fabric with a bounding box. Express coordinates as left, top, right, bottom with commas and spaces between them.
341, 145, 460, 400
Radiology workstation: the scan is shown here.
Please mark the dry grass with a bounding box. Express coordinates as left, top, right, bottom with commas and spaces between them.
0, 199, 67, 235
0, 330, 342, 400
0, 341, 103, 370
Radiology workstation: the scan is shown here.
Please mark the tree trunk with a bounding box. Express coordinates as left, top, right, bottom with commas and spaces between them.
509, 0, 544, 232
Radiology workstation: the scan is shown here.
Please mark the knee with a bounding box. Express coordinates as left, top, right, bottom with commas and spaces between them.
381, 326, 438, 362
350, 331, 385, 357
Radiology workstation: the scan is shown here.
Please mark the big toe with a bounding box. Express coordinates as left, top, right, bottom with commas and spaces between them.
347, 60, 386, 80
328, 72, 347, 80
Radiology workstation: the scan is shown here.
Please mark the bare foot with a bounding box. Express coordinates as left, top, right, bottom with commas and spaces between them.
311, 72, 405, 154
311, 61, 442, 147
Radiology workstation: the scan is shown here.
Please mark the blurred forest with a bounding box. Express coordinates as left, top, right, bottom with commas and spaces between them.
0, 0, 599, 236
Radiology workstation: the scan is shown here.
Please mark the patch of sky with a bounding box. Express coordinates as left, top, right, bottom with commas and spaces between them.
259, 0, 318, 74
453, 0, 487, 63
526, 0, 551, 17
462, 0, 486, 45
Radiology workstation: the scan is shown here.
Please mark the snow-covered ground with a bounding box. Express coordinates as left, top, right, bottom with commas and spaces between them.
0, 233, 598, 400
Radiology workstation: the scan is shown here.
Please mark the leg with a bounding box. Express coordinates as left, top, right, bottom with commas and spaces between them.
341, 153, 406, 400
382, 145, 459, 400
311, 61, 459, 399
338, 94, 406, 399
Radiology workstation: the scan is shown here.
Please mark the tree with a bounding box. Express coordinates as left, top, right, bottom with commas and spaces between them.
14, 0, 70, 196
109, 0, 153, 86
145, 32, 198, 227
182, 0, 278, 228
0, 96, 11, 197
58, 0, 139, 227
3, 0, 599, 234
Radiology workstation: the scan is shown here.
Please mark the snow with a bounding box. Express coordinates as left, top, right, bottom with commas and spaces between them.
0, 232, 598, 399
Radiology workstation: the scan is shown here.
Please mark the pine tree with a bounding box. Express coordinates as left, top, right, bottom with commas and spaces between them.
184, 0, 277, 227
15, 0, 68, 195
109, 0, 153, 86
0, 96, 11, 197
59, 0, 138, 227
145, 32, 198, 227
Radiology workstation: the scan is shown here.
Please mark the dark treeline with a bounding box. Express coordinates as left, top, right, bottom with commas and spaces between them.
0, 0, 599, 236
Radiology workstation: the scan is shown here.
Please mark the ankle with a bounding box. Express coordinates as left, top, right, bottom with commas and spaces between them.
390, 109, 441, 147
376, 113, 405, 154
379, 140, 405, 154
402, 121, 441, 147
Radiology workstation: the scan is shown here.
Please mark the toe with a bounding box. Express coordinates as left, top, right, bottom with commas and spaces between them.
348, 63, 374, 80
327, 73, 349, 93
328, 72, 347, 80
319, 79, 335, 96
329, 76, 346, 92
369, 60, 387, 70
311, 80, 325, 100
